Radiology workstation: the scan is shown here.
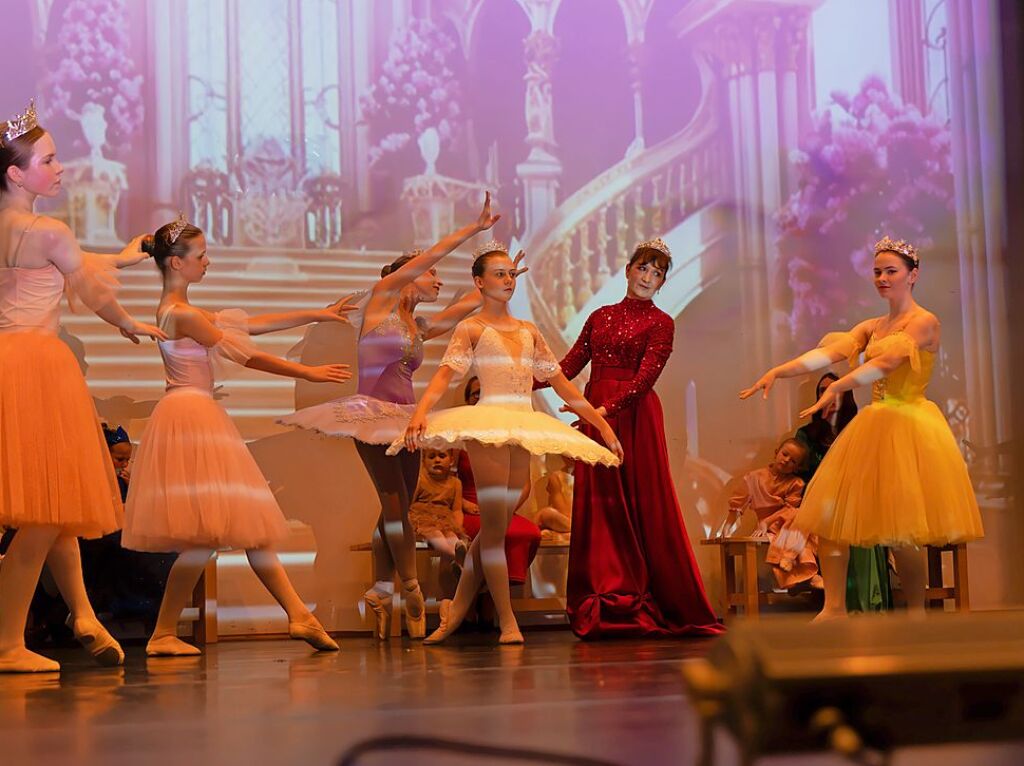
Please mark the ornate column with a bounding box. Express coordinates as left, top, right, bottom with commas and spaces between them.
515, 28, 563, 239
624, 41, 646, 158
889, 0, 929, 113
338, 1, 374, 211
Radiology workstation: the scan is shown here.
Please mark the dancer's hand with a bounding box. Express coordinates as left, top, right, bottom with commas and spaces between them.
403, 412, 427, 452
317, 295, 359, 325
512, 250, 529, 278
120, 320, 168, 344
599, 424, 624, 463
475, 191, 501, 232
739, 369, 777, 400
752, 522, 769, 538
799, 383, 839, 419
303, 363, 351, 383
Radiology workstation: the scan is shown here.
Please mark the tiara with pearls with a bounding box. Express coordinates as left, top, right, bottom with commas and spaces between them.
634, 237, 671, 258
1, 100, 39, 148
401, 248, 424, 259
873, 235, 919, 266
472, 239, 508, 258
166, 212, 191, 244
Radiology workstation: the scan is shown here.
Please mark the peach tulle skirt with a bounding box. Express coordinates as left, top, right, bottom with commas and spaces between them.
0, 330, 122, 537
123, 387, 289, 552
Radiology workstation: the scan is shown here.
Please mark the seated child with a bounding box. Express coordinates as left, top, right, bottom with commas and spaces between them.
410, 448, 469, 567
716, 438, 822, 590
533, 454, 573, 537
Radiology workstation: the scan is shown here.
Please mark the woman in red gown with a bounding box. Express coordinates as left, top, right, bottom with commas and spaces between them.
555, 239, 723, 639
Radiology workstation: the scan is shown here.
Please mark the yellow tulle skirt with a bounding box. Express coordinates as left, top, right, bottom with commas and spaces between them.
0, 330, 122, 537
794, 397, 984, 547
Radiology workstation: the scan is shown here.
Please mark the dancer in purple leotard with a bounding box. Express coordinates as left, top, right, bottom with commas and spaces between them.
280, 194, 514, 639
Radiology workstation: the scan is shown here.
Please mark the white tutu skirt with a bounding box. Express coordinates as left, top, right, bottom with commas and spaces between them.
123, 388, 289, 552
277, 393, 415, 445
386, 404, 620, 466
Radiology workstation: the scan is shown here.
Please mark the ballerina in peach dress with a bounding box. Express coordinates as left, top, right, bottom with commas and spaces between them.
122, 214, 353, 656
0, 101, 166, 673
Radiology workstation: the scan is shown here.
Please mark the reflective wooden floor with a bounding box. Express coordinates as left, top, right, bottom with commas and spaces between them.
2, 630, 1022, 766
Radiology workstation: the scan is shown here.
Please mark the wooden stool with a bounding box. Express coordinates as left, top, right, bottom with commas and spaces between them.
700, 537, 772, 619
925, 543, 970, 611
182, 553, 218, 644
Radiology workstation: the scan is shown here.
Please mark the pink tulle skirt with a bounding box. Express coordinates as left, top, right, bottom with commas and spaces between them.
0, 329, 122, 537
123, 387, 289, 552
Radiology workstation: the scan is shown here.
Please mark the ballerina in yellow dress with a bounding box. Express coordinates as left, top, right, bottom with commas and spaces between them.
740, 236, 983, 619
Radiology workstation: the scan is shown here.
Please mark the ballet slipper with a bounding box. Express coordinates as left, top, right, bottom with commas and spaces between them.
289, 620, 339, 652
498, 629, 525, 645
810, 609, 847, 624
403, 582, 426, 639
423, 599, 456, 645
0, 647, 60, 673
146, 635, 202, 657
66, 615, 125, 667
362, 587, 393, 641
454, 539, 468, 569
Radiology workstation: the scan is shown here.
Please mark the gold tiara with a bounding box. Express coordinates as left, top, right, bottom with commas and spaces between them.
167, 212, 191, 244
1, 99, 39, 148
634, 237, 671, 258
874, 235, 919, 266
472, 239, 508, 258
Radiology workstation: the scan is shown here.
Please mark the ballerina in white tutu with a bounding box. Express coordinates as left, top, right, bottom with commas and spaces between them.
279, 193, 504, 639
122, 214, 353, 656
395, 240, 623, 644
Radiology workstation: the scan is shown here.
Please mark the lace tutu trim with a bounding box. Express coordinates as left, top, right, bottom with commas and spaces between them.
277, 394, 415, 445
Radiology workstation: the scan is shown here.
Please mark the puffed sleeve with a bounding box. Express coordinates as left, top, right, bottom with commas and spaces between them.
868, 330, 921, 372
440, 321, 474, 380
63, 253, 120, 314
209, 309, 261, 379
817, 331, 865, 368
531, 326, 561, 382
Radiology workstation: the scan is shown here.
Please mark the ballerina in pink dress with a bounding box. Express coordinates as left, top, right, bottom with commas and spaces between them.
122, 214, 353, 656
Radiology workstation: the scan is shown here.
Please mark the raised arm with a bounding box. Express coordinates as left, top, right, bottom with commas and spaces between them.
372, 192, 500, 302
87, 234, 151, 269
739, 318, 876, 400
800, 313, 938, 419
244, 295, 357, 335
46, 220, 166, 342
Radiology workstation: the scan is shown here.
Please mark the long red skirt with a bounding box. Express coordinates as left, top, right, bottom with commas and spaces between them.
568, 366, 724, 639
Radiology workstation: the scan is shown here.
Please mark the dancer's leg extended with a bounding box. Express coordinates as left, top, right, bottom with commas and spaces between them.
147, 548, 215, 656
47, 535, 123, 665
246, 548, 338, 650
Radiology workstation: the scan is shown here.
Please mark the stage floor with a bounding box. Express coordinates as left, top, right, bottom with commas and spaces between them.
1, 630, 1022, 766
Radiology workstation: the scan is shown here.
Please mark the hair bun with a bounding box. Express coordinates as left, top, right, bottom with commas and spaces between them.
140, 234, 157, 256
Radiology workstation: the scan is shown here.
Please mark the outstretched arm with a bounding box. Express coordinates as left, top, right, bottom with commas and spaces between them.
245, 295, 358, 335
88, 235, 151, 269
739, 318, 876, 400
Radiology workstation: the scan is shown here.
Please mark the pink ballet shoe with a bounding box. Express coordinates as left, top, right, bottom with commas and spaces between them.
423, 599, 455, 645
362, 588, 393, 640
403, 582, 426, 640
499, 628, 525, 645
67, 615, 124, 666
0, 647, 60, 673
146, 635, 202, 657
289, 620, 339, 652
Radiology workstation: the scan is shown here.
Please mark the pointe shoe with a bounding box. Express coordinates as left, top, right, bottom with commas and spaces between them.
289, 620, 339, 652
403, 583, 426, 640
146, 635, 202, 657
423, 599, 455, 645
67, 615, 124, 667
363, 588, 393, 640
0, 647, 60, 673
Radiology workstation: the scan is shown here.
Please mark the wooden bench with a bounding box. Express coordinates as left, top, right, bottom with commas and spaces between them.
179, 554, 218, 644
703, 538, 970, 619
351, 539, 570, 636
